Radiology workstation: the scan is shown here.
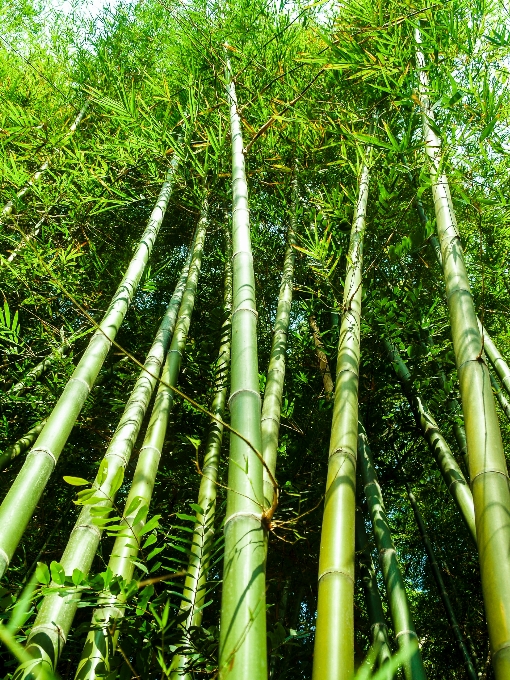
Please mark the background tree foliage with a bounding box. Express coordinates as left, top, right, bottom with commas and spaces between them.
0, 0, 509, 677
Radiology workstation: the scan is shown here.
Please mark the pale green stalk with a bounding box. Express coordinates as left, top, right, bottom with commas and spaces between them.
416, 27, 510, 677
73, 206, 209, 680
218, 54, 267, 680
0, 155, 179, 579
358, 423, 427, 680
384, 339, 476, 544
170, 226, 232, 680
313, 150, 371, 680
261, 176, 297, 507
355, 507, 392, 670
406, 485, 478, 680
13, 212, 205, 679
1, 102, 89, 219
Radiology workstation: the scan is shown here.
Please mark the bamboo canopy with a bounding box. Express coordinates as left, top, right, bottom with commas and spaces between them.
1, 2, 510, 678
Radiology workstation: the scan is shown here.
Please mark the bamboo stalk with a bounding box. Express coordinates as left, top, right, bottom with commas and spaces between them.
309, 315, 334, 399
355, 506, 392, 670
358, 423, 427, 680
1, 102, 89, 219
312, 149, 371, 680
0, 154, 179, 579
170, 226, 233, 680
384, 339, 477, 544
489, 371, 510, 423
0, 419, 47, 471
218, 54, 267, 680
406, 485, 478, 680
478, 321, 510, 400
8, 343, 72, 395
416, 27, 510, 677
73, 206, 210, 680
261, 177, 297, 508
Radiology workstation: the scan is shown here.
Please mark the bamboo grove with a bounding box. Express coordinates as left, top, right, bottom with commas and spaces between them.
0, 0, 510, 678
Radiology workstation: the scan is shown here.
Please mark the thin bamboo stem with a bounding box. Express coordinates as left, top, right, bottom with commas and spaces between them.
355, 507, 392, 670
261, 177, 297, 507
479, 320, 510, 400
489, 371, 510, 423
384, 339, 476, 544
0, 154, 179, 579
406, 485, 478, 680
309, 315, 334, 399
13, 212, 205, 679
0, 419, 47, 471
416, 28, 510, 677
8, 343, 72, 395
312, 150, 371, 680
218, 53, 267, 680
170, 226, 233, 680
358, 423, 427, 680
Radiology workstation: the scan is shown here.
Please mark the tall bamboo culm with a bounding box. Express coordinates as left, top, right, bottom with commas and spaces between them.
312, 150, 371, 680
383, 339, 476, 544
218, 55, 267, 680
489, 371, 510, 423
74, 206, 210, 680
13, 209, 204, 680
170, 226, 233, 680
0, 155, 179, 579
416, 27, 510, 677
406, 486, 478, 680
261, 176, 297, 508
479, 320, 510, 399
1, 102, 89, 219
355, 507, 392, 670
358, 423, 427, 680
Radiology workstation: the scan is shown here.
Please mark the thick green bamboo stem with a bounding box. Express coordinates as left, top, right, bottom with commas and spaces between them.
313, 151, 371, 680
406, 485, 478, 680
384, 339, 476, 544
13, 218, 205, 679
1, 102, 89, 219
74, 209, 209, 680
416, 28, 510, 677
489, 371, 510, 423
355, 507, 392, 669
0, 419, 47, 470
0, 155, 179, 579
218, 55, 267, 680
358, 423, 427, 680
8, 343, 72, 395
170, 228, 233, 680
261, 178, 297, 508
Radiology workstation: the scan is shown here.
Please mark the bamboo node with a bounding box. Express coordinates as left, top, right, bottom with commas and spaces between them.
318, 567, 354, 584
232, 305, 258, 320
470, 468, 509, 484
28, 446, 57, 467
395, 629, 418, 639
73, 522, 102, 538
228, 388, 261, 408
138, 444, 162, 457
329, 447, 356, 464
224, 511, 263, 529
30, 622, 67, 644
68, 376, 91, 393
